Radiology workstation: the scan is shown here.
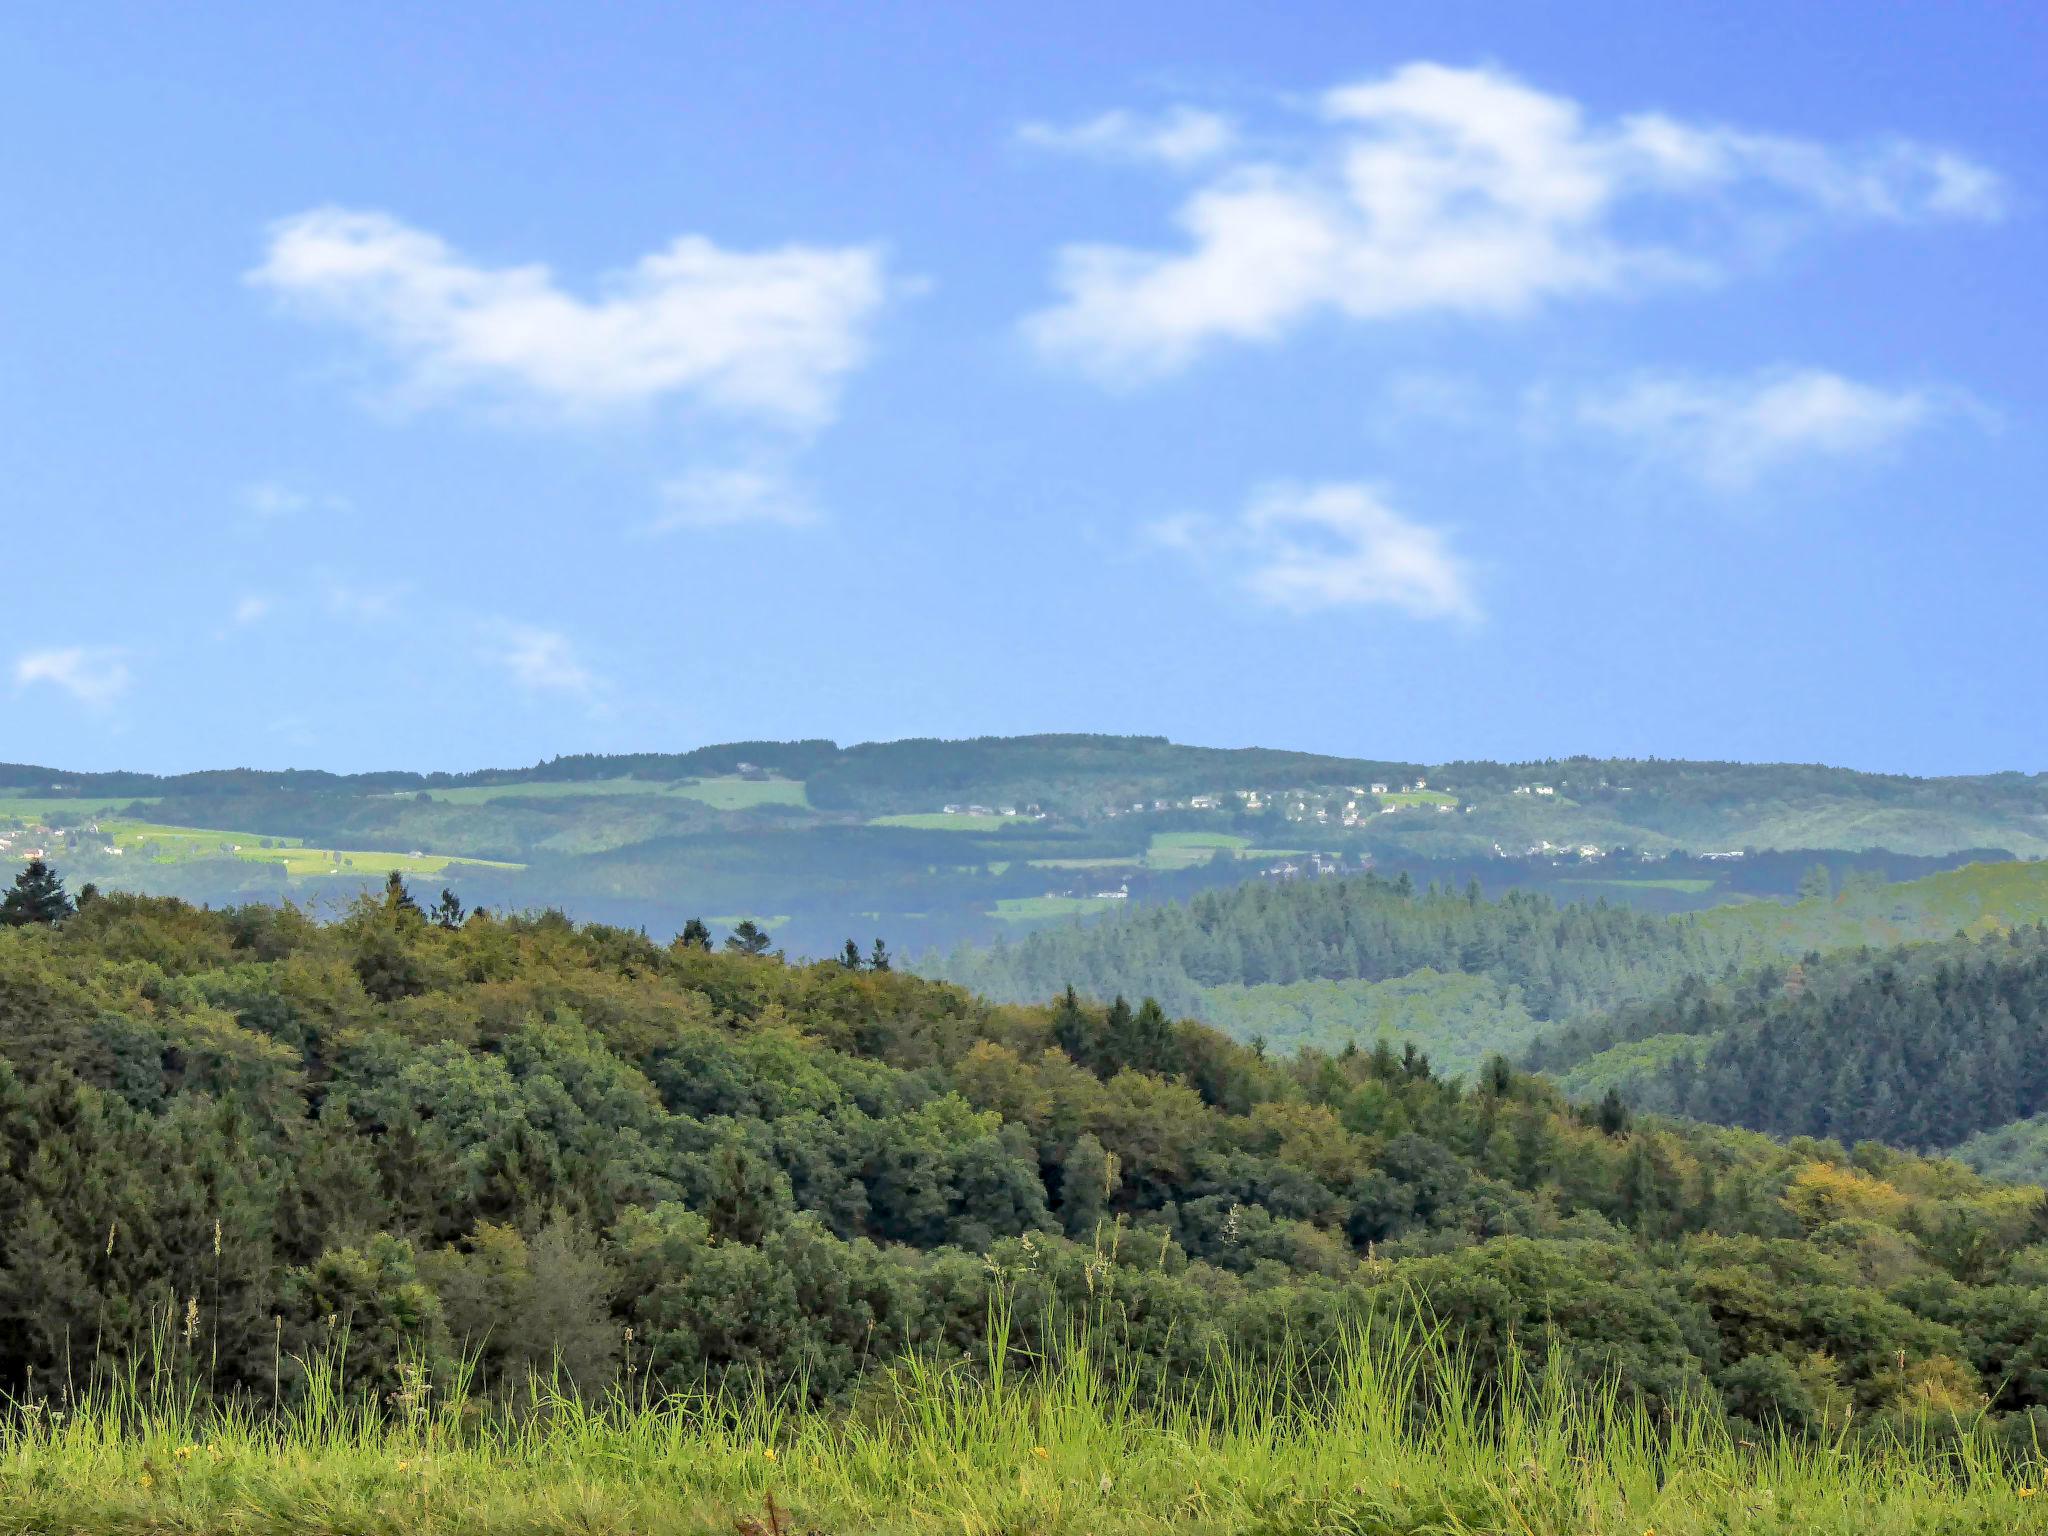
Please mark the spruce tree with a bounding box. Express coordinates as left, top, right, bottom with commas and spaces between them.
679, 918, 712, 951
725, 920, 773, 956
1, 860, 73, 927
429, 888, 466, 930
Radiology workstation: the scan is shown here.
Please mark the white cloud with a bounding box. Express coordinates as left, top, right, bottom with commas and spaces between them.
479, 621, 605, 700
231, 594, 273, 626
252, 208, 889, 427
14, 647, 132, 707
1152, 482, 1479, 621
242, 481, 351, 518
1573, 368, 1941, 489
1027, 63, 2004, 382
323, 580, 405, 623
1018, 106, 1237, 168
653, 466, 816, 531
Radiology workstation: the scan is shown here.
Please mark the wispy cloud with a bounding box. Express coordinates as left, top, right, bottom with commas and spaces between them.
1151, 482, 1479, 622
1018, 106, 1238, 168
1571, 368, 1948, 489
241, 481, 352, 519
652, 466, 817, 532
230, 594, 274, 626
1026, 62, 2004, 382
323, 579, 407, 623
14, 647, 133, 707
251, 208, 890, 427
477, 620, 607, 702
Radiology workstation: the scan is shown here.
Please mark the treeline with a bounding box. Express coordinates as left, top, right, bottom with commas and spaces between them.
1531, 926, 2048, 1151
2, 866, 2047, 1447
924, 872, 1770, 1024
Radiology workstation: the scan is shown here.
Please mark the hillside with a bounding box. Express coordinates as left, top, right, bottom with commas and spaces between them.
921, 857, 2048, 1073
3, 874, 2047, 1453
1532, 925, 2048, 1153
4, 737, 2044, 958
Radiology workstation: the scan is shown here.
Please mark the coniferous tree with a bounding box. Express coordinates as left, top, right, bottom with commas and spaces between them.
839, 939, 863, 970
1050, 985, 1092, 1064
725, 920, 773, 956
383, 870, 422, 917
867, 937, 891, 973
429, 888, 466, 930
0, 860, 72, 927
679, 918, 712, 951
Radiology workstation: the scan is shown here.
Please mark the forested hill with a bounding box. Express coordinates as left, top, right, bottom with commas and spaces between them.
7, 734, 2046, 959
923, 872, 1764, 1021
4, 878, 2048, 1447
1532, 925, 2048, 1154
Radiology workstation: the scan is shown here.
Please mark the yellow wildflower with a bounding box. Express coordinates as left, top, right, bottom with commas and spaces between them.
763, 1447, 777, 1462
1032, 1447, 1050, 1461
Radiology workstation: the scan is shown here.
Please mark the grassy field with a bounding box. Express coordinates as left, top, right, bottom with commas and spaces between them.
95, 820, 523, 877
1560, 876, 1720, 894
1, 1322, 2036, 1536
1143, 830, 1249, 869
0, 794, 160, 820
669, 776, 810, 811
1379, 789, 1459, 808
408, 776, 808, 811
870, 812, 1029, 831
995, 895, 1117, 920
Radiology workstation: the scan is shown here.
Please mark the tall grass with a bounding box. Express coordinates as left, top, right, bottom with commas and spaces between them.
1, 1305, 2039, 1535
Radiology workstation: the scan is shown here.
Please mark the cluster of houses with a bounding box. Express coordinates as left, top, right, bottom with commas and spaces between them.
1510, 784, 1558, 797
939, 803, 1044, 819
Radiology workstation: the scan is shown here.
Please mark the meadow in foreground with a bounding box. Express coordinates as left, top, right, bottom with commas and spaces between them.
3, 1317, 2041, 1536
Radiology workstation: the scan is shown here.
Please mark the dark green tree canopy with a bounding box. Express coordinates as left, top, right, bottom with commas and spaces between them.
1, 859, 73, 927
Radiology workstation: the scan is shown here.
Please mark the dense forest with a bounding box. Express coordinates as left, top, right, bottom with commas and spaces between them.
3, 863, 2047, 1450
1532, 927, 2048, 1153
925, 872, 1775, 1024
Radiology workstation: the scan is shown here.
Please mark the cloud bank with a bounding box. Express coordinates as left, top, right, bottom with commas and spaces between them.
253, 209, 889, 426
1027, 62, 2004, 382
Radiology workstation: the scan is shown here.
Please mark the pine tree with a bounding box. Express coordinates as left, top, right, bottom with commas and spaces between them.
383, 871, 422, 917
1050, 985, 1092, 1064
839, 939, 863, 970
679, 918, 712, 951
867, 937, 891, 973
1, 860, 73, 927
725, 920, 773, 956
429, 888, 466, 930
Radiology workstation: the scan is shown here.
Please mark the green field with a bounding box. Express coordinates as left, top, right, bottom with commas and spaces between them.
669, 775, 810, 810
408, 775, 808, 811
1027, 855, 1137, 870
3, 1324, 2033, 1536
0, 794, 161, 820
995, 894, 1118, 920
97, 819, 522, 877
1560, 876, 1719, 894
871, 812, 1029, 830
1379, 789, 1459, 807
1143, 830, 1249, 868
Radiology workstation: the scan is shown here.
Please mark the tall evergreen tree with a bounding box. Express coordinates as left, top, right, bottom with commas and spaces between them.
679, 918, 712, 951
0, 860, 72, 927
725, 920, 773, 956
429, 888, 466, 930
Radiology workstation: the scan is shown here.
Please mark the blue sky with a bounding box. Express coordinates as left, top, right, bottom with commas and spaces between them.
5, 3, 2043, 776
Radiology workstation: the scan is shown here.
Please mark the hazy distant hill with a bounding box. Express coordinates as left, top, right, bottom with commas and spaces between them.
5, 735, 2044, 955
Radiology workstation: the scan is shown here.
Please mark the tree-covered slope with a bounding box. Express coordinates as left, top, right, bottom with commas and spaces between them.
5, 874, 2048, 1446
923, 872, 1767, 1022
1531, 926, 2048, 1152
8, 737, 2047, 959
